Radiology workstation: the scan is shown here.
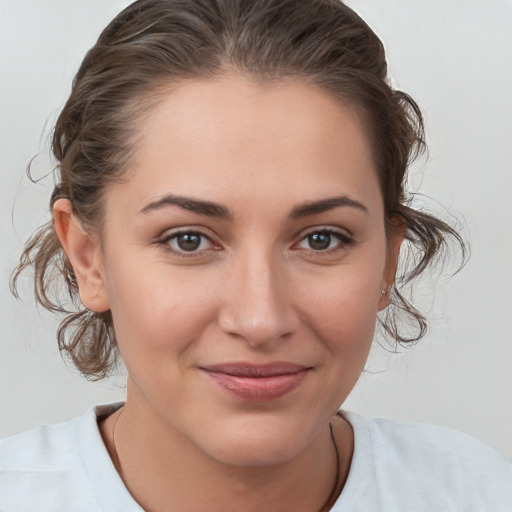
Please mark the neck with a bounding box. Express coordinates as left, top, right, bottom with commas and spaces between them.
100, 393, 353, 512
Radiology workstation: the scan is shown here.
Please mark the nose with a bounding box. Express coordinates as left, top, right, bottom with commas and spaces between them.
218, 250, 299, 348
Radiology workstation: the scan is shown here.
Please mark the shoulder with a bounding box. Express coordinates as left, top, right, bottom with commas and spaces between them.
0, 403, 121, 471
336, 412, 512, 511
0, 403, 131, 512
349, 412, 511, 466
0, 414, 83, 471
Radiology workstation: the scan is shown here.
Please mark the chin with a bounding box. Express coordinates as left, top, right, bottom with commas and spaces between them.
195, 415, 317, 468
212, 439, 303, 468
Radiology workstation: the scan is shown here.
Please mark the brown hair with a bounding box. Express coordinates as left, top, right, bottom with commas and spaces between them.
12, 0, 466, 379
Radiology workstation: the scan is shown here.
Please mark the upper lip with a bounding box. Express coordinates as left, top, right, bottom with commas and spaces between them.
200, 362, 311, 377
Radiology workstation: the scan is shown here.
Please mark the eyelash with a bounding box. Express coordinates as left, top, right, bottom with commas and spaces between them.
157, 230, 219, 258
294, 228, 354, 255
157, 227, 354, 258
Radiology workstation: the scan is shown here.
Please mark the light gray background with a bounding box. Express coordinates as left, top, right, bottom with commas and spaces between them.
1, 0, 511, 457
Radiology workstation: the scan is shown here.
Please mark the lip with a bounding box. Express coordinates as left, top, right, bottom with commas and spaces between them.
200, 362, 311, 401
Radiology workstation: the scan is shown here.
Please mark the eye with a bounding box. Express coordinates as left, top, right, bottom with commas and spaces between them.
163, 231, 215, 253
297, 229, 351, 252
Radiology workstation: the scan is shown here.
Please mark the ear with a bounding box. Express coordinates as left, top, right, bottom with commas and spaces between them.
378, 215, 407, 311
53, 198, 110, 312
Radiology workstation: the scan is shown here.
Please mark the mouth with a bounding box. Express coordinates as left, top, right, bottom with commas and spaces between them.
200, 362, 311, 401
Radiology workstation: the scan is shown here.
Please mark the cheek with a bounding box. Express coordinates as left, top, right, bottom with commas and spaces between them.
297, 263, 382, 357
104, 260, 219, 360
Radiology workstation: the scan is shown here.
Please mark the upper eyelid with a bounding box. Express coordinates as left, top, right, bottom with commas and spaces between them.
158, 226, 217, 241
158, 228, 219, 251
296, 225, 353, 241
286, 230, 347, 254
157, 230, 220, 259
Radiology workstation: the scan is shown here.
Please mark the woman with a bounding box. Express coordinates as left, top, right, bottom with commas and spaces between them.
1, 0, 511, 510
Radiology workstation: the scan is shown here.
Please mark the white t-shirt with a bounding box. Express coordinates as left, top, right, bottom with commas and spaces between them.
1, 403, 511, 511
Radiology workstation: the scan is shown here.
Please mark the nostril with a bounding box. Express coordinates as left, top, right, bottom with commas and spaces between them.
217, 294, 299, 347
218, 313, 295, 348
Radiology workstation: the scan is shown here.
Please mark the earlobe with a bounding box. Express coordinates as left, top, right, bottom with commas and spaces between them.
53, 199, 110, 312
378, 216, 407, 311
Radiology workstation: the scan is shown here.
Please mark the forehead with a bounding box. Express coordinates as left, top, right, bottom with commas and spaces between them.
110, 76, 382, 217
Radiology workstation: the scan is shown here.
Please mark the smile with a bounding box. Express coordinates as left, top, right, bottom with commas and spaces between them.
200, 362, 311, 401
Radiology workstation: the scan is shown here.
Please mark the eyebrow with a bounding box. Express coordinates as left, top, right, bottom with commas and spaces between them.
290, 196, 368, 218
139, 193, 367, 219
140, 194, 232, 218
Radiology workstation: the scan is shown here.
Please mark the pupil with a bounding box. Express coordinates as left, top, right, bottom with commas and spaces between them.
177, 233, 201, 251
309, 232, 331, 250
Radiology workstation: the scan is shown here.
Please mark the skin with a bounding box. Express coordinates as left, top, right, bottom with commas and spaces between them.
54, 76, 403, 511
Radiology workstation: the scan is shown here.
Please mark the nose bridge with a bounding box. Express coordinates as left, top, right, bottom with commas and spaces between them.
219, 245, 297, 347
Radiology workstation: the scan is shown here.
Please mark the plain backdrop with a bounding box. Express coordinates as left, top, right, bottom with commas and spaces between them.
1, 0, 511, 458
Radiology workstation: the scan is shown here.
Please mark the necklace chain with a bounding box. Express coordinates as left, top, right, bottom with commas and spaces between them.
111, 405, 124, 473
320, 421, 341, 512
111, 406, 341, 512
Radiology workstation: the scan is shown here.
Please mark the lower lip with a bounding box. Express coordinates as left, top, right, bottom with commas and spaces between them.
203, 370, 309, 401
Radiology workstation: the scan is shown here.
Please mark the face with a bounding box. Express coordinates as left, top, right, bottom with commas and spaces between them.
81, 76, 400, 466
